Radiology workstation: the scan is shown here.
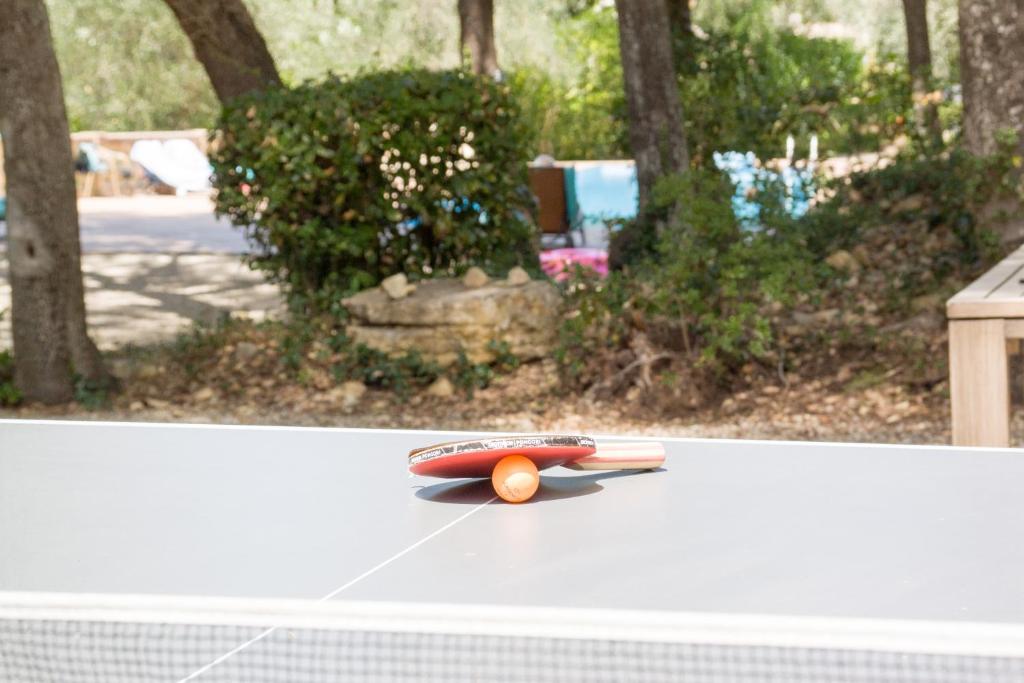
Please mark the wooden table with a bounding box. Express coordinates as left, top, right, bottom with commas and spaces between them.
946, 244, 1024, 446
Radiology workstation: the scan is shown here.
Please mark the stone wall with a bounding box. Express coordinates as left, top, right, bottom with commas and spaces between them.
342, 274, 562, 366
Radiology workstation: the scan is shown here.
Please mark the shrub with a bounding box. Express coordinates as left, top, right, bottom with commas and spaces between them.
560, 169, 820, 385
212, 69, 539, 311
0, 349, 21, 407
798, 135, 1021, 308
558, 135, 1023, 404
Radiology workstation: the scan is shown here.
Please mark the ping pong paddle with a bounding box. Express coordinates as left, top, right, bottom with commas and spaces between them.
408, 434, 665, 479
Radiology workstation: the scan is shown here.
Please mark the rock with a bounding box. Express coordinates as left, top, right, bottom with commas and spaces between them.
129, 400, 145, 411
851, 244, 872, 267
425, 376, 454, 398
814, 308, 840, 324
344, 278, 560, 327
885, 311, 944, 334
234, 341, 260, 363
891, 194, 926, 214
137, 364, 161, 379
192, 387, 215, 402
506, 266, 531, 286
105, 358, 132, 379
462, 267, 489, 288
381, 273, 416, 300
836, 365, 855, 383
342, 278, 562, 367
325, 380, 366, 409
146, 398, 170, 409
825, 249, 861, 274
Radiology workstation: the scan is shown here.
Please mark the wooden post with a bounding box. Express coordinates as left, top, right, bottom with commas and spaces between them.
949, 318, 1010, 447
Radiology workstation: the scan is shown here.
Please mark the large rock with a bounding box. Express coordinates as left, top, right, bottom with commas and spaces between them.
342, 278, 561, 366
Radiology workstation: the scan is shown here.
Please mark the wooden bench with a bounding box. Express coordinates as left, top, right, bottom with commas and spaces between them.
946, 244, 1024, 446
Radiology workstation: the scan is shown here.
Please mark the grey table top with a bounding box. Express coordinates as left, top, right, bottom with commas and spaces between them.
2, 419, 1024, 625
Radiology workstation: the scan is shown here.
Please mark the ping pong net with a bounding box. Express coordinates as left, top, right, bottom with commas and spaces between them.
2, 592, 1024, 682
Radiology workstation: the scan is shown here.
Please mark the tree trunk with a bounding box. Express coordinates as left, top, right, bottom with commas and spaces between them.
901, 0, 940, 141
667, 0, 693, 37
614, 0, 689, 216
458, 0, 499, 77
0, 0, 107, 402
163, 0, 281, 103
958, 0, 1024, 156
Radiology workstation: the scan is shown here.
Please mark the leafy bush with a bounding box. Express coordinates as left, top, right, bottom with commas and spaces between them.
0, 309, 21, 407
559, 134, 1023, 404
212, 69, 539, 311
560, 169, 821, 385
332, 343, 441, 395
0, 349, 21, 407
799, 135, 1021, 308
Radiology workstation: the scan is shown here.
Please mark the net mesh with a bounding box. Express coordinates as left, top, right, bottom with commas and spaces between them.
3, 617, 1024, 683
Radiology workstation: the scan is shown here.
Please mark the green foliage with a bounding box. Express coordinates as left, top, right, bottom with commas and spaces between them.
452, 350, 494, 397
270, 311, 528, 398
801, 137, 1020, 307
487, 340, 521, 371
47, 0, 946, 143
679, 25, 907, 161
449, 342, 522, 396
561, 132, 1023, 397
517, 3, 911, 162
556, 269, 634, 381
170, 314, 236, 379
0, 349, 22, 407
509, 8, 628, 159
212, 69, 539, 311
47, 0, 568, 132
561, 169, 821, 379
332, 344, 441, 395
0, 310, 21, 408
647, 172, 820, 366
73, 374, 111, 410
49, 0, 219, 131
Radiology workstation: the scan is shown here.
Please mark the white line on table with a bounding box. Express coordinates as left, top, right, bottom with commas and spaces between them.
179, 496, 497, 682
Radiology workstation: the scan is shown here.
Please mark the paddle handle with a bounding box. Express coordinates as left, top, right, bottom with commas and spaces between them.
563, 442, 665, 471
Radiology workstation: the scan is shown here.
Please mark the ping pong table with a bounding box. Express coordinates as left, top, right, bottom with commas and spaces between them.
2, 419, 1024, 682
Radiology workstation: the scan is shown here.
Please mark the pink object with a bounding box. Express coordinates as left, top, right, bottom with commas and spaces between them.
540, 248, 609, 281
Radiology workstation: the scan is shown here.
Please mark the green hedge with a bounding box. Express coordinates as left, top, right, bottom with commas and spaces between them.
211, 69, 539, 310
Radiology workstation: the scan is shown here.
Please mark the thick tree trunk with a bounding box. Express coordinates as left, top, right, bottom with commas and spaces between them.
958, 0, 1024, 156
164, 0, 281, 103
458, 0, 499, 77
901, 0, 940, 141
0, 0, 107, 402
614, 0, 689, 215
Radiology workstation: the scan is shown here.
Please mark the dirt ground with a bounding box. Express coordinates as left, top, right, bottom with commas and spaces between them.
4, 353, 1004, 447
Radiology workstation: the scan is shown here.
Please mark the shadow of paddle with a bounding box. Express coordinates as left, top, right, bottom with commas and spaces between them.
414, 468, 665, 505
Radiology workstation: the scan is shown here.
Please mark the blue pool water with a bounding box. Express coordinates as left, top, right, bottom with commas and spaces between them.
565, 155, 814, 230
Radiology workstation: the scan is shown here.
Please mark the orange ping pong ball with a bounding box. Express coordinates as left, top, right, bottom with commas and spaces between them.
491, 454, 540, 503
